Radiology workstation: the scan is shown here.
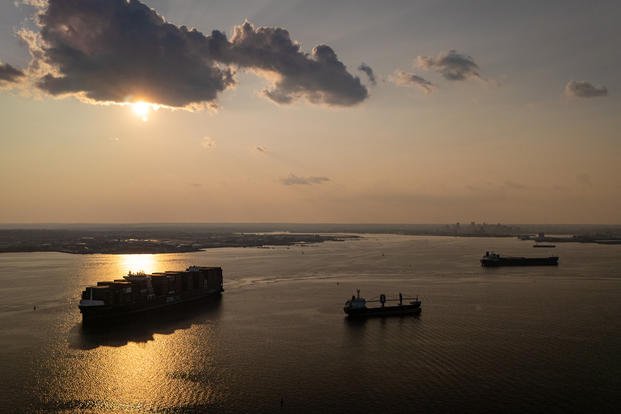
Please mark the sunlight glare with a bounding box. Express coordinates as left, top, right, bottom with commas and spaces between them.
131, 101, 158, 122
121, 254, 157, 274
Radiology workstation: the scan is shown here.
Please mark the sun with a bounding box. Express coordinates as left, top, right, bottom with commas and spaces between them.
130, 101, 158, 121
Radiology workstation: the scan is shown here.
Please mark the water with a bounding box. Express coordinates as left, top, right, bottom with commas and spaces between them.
1, 235, 620, 413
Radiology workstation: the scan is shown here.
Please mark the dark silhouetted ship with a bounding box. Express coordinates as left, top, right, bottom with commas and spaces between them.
481, 252, 558, 267
344, 290, 421, 317
78, 266, 223, 323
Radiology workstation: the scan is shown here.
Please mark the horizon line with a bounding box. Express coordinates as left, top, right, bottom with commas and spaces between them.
1, 222, 620, 227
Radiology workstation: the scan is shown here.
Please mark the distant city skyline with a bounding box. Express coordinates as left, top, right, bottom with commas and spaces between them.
1, 0, 620, 223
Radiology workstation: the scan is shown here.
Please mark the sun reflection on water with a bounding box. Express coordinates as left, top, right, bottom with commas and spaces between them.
70, 328, 219, 411
64, 253, 222, 410
120, 254, 157, 274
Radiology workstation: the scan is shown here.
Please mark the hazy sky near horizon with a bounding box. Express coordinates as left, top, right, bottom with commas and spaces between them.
1, 0, 620, 224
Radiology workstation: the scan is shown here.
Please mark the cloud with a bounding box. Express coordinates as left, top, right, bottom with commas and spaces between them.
0, 63, 25, 84
357, 63, 376, 86
25, 0, 233, 108
504, 180, 527, 190
466, 180, 527, 194
391, 70, 434, 94
18, 0, 367, 108
221, 22, 367, 106
201, 136, 216, 149
281, 173, 330, 186
417, 50, 481, 81
564, 81, 608, 98
576, 173, 592, 186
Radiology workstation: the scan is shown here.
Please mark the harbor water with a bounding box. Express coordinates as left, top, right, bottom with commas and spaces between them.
1, 235, 620, 413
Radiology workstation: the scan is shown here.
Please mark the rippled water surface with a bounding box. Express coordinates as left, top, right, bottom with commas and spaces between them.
1, 235, 620, 413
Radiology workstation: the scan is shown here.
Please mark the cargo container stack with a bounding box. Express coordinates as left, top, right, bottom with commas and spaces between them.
78, 266, 223, 323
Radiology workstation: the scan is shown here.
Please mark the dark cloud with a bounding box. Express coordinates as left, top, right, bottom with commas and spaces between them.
20, 0, 367, 108
281, 173, 330, 186
564, 81, 608, 98
392, 70, 434, 94
222, 22, 368, 105
30, 0, 233, 107
0, 63, 25, 83
417, 50, 480, 81
357, 63, 376, 86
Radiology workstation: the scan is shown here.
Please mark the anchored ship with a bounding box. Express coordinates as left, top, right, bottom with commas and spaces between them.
79, 266, 223, 324
344, 290, 421, 318
481, 252, 558, 267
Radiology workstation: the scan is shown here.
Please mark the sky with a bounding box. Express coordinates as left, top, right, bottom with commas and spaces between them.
0, 0, 620, 224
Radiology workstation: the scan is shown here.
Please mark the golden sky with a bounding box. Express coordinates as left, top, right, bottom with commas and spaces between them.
0, 0, 619, 223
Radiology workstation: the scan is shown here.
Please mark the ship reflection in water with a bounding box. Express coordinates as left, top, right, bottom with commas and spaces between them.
52, 255, 226, 412
72, 296, 222, 350
59, 296, 224, 413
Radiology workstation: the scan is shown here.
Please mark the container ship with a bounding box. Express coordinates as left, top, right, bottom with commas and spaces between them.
481, 252, 559, 267
78, 266, 223, 323
344, 290, 421, 318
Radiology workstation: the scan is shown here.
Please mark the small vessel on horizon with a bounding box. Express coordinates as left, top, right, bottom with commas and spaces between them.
344, 290, 421, 318
481, 251, 559, 267
533, 244, 556, 248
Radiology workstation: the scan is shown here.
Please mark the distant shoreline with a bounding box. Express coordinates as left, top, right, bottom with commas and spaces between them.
2, 226, 620, 255
0, 230, 358, 255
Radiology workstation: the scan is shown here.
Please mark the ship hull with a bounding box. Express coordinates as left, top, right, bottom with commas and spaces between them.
79, 266, 223, 326
481, 257, 558, 267
344, 304, 421, 318
79, 289, 222, 325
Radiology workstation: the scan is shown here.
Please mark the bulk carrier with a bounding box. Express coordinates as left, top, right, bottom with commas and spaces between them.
480, 252, 558, 267
344, 290, 422, 318
78, 266, 223, 324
